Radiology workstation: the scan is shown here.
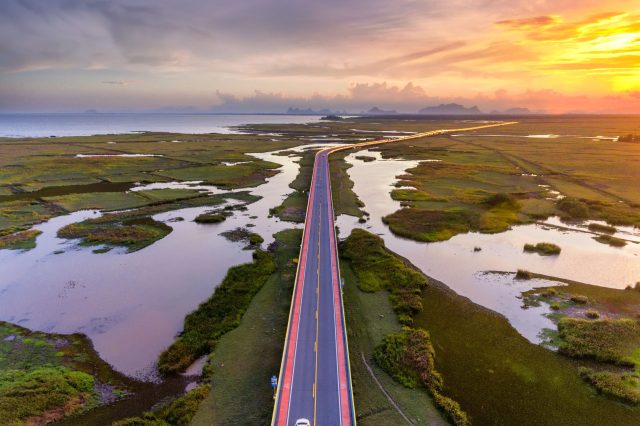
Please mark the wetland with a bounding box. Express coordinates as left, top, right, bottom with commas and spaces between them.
1, 115, 640, 424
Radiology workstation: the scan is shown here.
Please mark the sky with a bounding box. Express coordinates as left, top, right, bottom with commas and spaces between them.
0, 0, 638, 114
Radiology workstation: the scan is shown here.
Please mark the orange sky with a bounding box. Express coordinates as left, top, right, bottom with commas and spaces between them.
0, 0, 638, 113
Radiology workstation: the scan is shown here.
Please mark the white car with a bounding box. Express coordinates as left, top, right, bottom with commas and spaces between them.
295, 419, 311, 426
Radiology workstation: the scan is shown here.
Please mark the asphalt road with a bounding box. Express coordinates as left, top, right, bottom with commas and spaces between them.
272, 121, 516, 426
273, 150, 352, 426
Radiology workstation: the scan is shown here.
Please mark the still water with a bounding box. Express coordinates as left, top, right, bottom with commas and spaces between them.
336, 150, 640, 343
0, 147, 307, 379
0, 113, 319, 138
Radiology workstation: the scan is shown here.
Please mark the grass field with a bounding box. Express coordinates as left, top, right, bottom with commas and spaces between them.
416, 277, 640, 425
341, 264, 446, 425
191, 229, 301, 425
0, 322, 136, 425
521, 274, 640, 404
0, 132, 298, 237
346, 116, 640, 242
270, 149, 316, 223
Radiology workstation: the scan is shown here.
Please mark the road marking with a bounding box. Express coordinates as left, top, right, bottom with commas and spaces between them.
273, 121, 517, 426
313, 192, 321, 426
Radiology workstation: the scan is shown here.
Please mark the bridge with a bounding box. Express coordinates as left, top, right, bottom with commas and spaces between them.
272, 121, 516, 426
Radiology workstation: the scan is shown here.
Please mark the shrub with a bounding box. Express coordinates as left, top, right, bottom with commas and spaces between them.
588, 223, 617, 234
515, 269, 532, 280
570, 295, 589, 304
523, 242, 561, 255
593, 235, 626, 247
0, 367, 95, 424
373, 328, 470, 426
194, 213, 226, 223
586, 309, 600, 319
557, 198, 589, 219
484, 193, 518, 209
341, 229, 427, 319
557, 318, 640, 366
114, 384, 211, 426
579, 368, 640, 405
158, 250, 275, 374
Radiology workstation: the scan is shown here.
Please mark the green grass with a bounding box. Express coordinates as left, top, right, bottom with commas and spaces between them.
156, 161, 281, 189
270, 148, 315, 223
588, 223, 617, 234
383, 193, 524, 243
0, 229, 41, 250
0, 367, 95, 425
523, 242, 562, 255
191, 229, 301, 425
0, 321, 134, 424
515, 269, 533, 279
341, 252, 445, 425
0, 132, 296, 236
58, 216, 172, 252
194, 212, 226, 223
43, 191, 152, 212
113, 384, 210, 426
158, 246, 276, 374
579, 368, 640, 405
341, 229, 427, 324
373, 328, 469, 426
557, 318, 640, 367
341, 229, 462, 424
593, 234, 627, 247
415, 277, 640, 424
329, 151, 365, 217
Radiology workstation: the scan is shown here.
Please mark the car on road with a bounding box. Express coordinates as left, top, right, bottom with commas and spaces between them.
295, 419, 311, 426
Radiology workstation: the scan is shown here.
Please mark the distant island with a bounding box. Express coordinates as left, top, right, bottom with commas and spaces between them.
418, 103, 482, 115
365, 106, 397, 115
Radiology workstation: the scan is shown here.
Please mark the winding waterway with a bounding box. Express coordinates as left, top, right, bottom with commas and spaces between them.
335, 149, 640, 343
0, 146, 308, 379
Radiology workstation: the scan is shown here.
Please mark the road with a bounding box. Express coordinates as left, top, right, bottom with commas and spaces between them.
272, 121, 516, 426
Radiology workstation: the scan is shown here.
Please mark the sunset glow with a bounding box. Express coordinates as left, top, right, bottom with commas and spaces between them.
0, 0, 638, 113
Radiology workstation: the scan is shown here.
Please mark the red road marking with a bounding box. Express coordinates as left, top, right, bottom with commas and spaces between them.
324, 152, 352, 426
275, 152, 319, 426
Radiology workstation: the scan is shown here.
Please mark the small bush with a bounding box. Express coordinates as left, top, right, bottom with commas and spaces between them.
524, 242, 561, 255
570, 295, 589, 304
114, 384, 211, 426
374, 328, 470, 426
579, 368, 640, 405
194, 213, 226, 223
588, 223, 617, 234
158, 250, 275, 374
484, 193, 518, 209
593, 235, 627, 247
585, 309, 600, 319
557, 198, 589, 219
515, 269, 532, 280
557, 318, 640, 366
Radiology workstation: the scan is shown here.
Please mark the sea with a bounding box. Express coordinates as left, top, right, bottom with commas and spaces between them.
0, 113, 320, 138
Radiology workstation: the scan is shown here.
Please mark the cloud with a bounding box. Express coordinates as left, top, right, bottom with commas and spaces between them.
102, 80, 128, 85
208, 81, 640, 114
496, 15, 562, 29
259, 42, 466, 77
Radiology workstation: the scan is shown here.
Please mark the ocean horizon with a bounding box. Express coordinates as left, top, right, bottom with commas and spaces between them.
0, 113, 321, 138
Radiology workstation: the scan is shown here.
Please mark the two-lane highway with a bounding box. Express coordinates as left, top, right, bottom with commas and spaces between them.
273, 150, 352, 426
273, 121, 516, 426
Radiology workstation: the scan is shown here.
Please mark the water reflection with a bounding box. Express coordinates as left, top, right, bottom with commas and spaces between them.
335, 149, 640, 343
0, 147, 303, 378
